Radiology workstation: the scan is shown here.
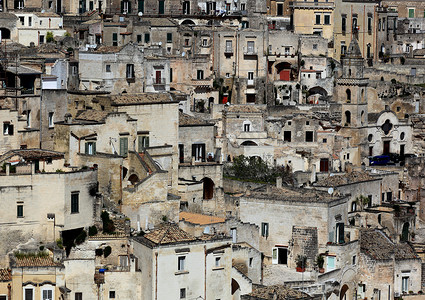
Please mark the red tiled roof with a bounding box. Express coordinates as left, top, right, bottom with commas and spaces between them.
14, 256, 61, 267
142, 223, 196, 245
0, 269, 11, 281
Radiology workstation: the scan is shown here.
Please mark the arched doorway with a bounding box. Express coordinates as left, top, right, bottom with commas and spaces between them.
340, 284, 349, 300
128, 174, 139, 185
202, 177, 214, 200
181, 19, 196, 26
275, 62, 292, 81
241, 140, 258, 146
231, 278, 240, 295
0, 28, 11, 39
401, 222, 409, 242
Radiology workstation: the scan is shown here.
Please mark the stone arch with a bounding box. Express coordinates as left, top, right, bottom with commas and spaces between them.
241, 140, 258, 146
345, 111, 351, 125
0, 28, 11, 39
128, 174, 139, 185
275, 62, 292, 81
308, 86, 328, 97
180, 19, 196, 26
346, 89, 351, 102
231, 278, 240, 295
340, 284, 349, 300
202, 177, 214, 200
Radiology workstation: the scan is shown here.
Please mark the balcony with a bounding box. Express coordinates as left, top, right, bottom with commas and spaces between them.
153, 78, 166, 85
243, 47, 257, 56
224, 47, 233, 56
247, 79, 255, 87
290, 1, 335, 9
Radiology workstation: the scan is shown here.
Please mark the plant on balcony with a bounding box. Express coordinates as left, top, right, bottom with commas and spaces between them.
356, 195, 370, 211
296, 255, 307, 272
316, 255, 325, 273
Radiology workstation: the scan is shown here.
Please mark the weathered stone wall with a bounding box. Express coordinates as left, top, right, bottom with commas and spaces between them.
291, 226, 318, 270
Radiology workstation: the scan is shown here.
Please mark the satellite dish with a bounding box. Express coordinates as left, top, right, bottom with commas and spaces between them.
328, 187, 334, 195
203, 226, 210, 234
158, 42, 162, 46
182, 51, 186, 57
138, 12, 143, 16
41, 9, 45, 13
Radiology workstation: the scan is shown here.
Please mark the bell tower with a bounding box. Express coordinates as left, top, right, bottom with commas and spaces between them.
335, 38, 369, 165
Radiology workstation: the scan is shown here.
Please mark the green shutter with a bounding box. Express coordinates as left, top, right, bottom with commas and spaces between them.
93, 142, 96, 155
138, 0, 144, 12
85, 142, 89, 154
128, 1, 131, 13
159, 0, 164, 14
138, 136, 143, 152
120, 138, 128, 156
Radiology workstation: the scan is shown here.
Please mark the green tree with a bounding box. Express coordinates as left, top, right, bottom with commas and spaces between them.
46, 31, 54, 43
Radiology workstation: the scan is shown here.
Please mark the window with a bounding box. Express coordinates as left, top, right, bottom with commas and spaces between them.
215, 257, 221, 267
324, 15, 330, 25
121, 0, 131, 13
158, 0, 164, 14
346, 89, 351, 102
138, 0, 144, 13
28, 17, 32, 26
167, 33, 172, 43
106, 64, 111, 72
249, 257, 253, 267
351, 201, 357, 212
192, 143, 205, 161
15, 0, 24, 9
17, 205, 23, 218
26, 110, 31, 128
89, 0, 93, 10
202, 39, 208, 46
382, 18, 385, 31
283, 131, 291, 142
85, 141, 96, 155
313, 44, 318, 50
248, 71, 254, 80
402, 277, 409, 293
75, 293, 82, 300
3, 123, 13, 135
178, 256, 185, 271
48, 112, 54, 128
225, 40, 232, 52
305, 131, 313, 142
112, 33, 118, 46
240, 3, 245, 11
109, 291, 115, 298
39, 35, 45, 44
247, 41, 255, 53
170, 68, 173, 82
197, 70, 204, 80
261, 222, 269, 237
42, 289, 53, 300
184, 38, 189, 46
408, 8, 415, 18
24, 288, 33, 300
323, 138, 327, 143
71, 193, 79, 213
126, 64, 134, 79
368, 16, 372, 32
138, 135, 149, 151
352, 255, 356, 265
180, 288, 186, 299
120, 137, 128, 157
183, 1, 190, 14
144, 33, 150, 43
315, 14, 321, 25
284, 47, 290, 55
19, 16, 25, 25
119, 255, 128, 267
243, 123, 250, 132
341, 15, 346, 32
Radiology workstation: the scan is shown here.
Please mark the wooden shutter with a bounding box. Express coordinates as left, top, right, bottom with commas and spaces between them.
85, 142, 89, 154
192, 144, 196, 158
201, 144, 206, 162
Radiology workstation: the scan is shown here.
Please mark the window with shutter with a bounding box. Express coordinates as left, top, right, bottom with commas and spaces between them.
120, 137, 128, 157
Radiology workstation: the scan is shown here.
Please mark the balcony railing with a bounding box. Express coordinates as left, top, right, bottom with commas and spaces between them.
153, 78, 166, 85
247, 79, 255, 86
243, 47, 257, 56
224, 47, 233, 54
290, 1, 335, 9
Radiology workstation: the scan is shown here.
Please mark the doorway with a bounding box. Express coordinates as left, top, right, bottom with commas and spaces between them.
383, 141, 390, 155
272, 247, 288, 265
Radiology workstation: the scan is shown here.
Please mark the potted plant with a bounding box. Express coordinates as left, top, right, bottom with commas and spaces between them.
316, 255, 325, 273
296, 255, 307, 272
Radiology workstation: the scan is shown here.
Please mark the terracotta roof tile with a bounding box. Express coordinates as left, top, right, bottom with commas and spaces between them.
248, 285, 312, 300
142, 223, 196, 245
315, 171, 376, 187
179, 212, 225, 225
110, 93, 173, 105
75, 110, 109, 122
0, 269, 11, 281
179, 112, 212, 126
14, 256, 61, 267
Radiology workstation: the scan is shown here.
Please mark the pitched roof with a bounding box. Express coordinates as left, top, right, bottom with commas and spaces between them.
0, 149, 64, 163
141, 223, 197, 246
0, 269, 11, 281
75, 110, 109, 122
360, 229, 418, 260
13, 256, 62, 267
179, 112, 212, 126
347, 38, 362, 58
315, 171, 377, 187
179, 212, 225, 225
247, 285, 312, 300
110, 93, 174, 105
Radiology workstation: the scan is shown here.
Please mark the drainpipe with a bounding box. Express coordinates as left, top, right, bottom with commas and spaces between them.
155, 252, 158, 300
39, 93, 42, 148
204, 246, 207, 300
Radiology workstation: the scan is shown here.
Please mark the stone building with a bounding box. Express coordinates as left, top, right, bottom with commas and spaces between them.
132, 223, 233, 300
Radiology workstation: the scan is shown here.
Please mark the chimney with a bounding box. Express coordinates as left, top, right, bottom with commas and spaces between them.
276, 176, 282, 189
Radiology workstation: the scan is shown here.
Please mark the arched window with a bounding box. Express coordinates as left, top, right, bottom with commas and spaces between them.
345, 111, 351, 125
0, 28, 11, 39
346, 89, 351, 102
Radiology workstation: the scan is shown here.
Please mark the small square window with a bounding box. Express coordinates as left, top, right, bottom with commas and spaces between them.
323, 138, 327, 143
106, 65, 111, 72
3, 123, 14, 135
109, 291, 115, 299
178, 256, 185, 271
215, 257, 221, 267
305, 131, 313, 142
137, 35, 142, 43
306, 121, 310, 125
180, 288, 186, 299
313, 44, 318, 50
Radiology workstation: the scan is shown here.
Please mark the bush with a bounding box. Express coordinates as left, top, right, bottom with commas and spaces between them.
103, 246, 112, 258
46, 31, 54, 43
101, 211, 115, 234
56, 239, 63, 249
89, 225, 98, 236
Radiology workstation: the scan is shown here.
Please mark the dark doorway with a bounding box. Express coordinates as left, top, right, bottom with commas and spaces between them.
401, 222, 409, 242
202, 177, 214, 200
320, 158, 329, 172
278, 247, 288, 264
178, 144, 184, 163
246, 94, 256, 103
383, 141, 390, 155
400, 144, 405, 157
